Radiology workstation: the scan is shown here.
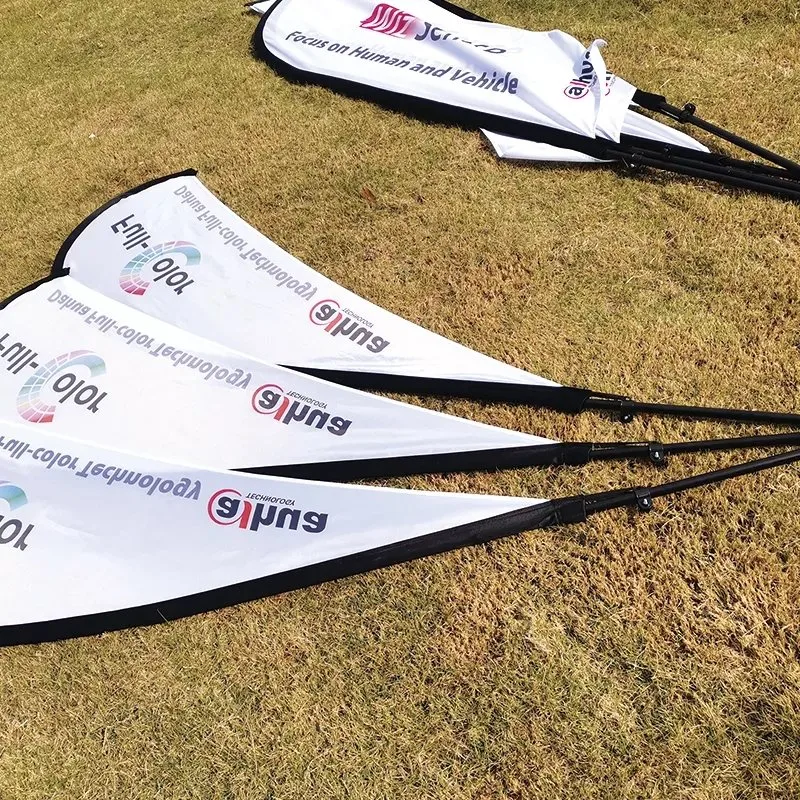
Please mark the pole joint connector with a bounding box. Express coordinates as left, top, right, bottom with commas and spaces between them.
648, 443, 667, 465
634, 487, 654, 512
618, 400, 635, 424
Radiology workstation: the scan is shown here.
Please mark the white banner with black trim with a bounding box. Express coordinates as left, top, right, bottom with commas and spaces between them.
482, 109, 709, 164
251, 0, 800, 200
3, 422, 798, 645
56, 171, 572, 396
0, 276, 569, 479
247, 0, 707, 163
256, 0, 634, 141
55, 171, 800, 427
0, 422, 552, 645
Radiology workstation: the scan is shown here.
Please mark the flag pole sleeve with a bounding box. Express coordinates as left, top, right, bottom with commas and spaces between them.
251, 433, 800, 481
587, 432, 800, 465
571, 447, 800, 517
583, 395, 800, 426
288, 368, 595, 412
293, 370, 800, 428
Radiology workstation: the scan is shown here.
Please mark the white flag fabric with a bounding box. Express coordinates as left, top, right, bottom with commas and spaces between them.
483, 108, 709, 164
54, 171, 800, 426
3, 420, 799, 645
0, 422, 553, 645
249, 0, 281, 13
248, 0, 707, 163
56, 171, 602, 413
251, 0, 800, 201
255, 0, 633, 143
0, 275, 567, 479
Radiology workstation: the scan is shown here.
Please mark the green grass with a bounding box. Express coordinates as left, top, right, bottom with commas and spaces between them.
2, 0, 800, 796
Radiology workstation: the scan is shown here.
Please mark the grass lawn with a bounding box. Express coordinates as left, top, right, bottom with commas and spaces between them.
1, 0, 800, 796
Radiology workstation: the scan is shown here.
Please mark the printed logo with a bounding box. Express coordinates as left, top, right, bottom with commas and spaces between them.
564, 51, 597, 99
0, 482, 27, 511
0, 480, 34, 551
309, 299, 390, 354
360, 3, 507, 52
119, 241, 201, 296
360, 3, 421, 37
564, 51, 613, 99
207, 488, 329, 534
251, 383, 353, 437
17, 351, 107, 424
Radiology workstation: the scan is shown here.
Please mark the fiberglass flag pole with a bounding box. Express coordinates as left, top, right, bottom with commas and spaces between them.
250, 0, 800, 202
2, 422, 798, 646
617, 93, 800, 180
5, 275, 800, 480
54, 171, 800, 428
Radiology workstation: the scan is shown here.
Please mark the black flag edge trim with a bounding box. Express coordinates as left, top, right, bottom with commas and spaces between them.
0, 498, 567, 646
50, 168, 199, 280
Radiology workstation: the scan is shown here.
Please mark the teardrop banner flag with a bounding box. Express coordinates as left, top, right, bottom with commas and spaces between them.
56, 171, 800, 428
247, 0, 712, 165
251, 0, 800, 201
2, 421, 799, 646
0, 275, 559, 479
7, 275, 799, 479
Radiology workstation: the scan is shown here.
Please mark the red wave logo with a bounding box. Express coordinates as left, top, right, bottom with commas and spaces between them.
360, 3, 420, 37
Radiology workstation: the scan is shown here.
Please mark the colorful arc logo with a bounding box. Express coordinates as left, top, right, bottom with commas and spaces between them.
17, 351, 106, 424
120, 241, 201, 296
0, 481, 27, 512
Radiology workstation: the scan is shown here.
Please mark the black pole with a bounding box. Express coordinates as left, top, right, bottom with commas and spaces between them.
616, 143, 800, 195
292, 369, 800, 429
650, 447, 800, 498
583, 395, 800, 426
662, 432, 800, 455
586, 432, 800, 465
577, 447, 800, 516
649, 100, 800, 178
621, 131, 800, 181
602, 146, 800, 202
